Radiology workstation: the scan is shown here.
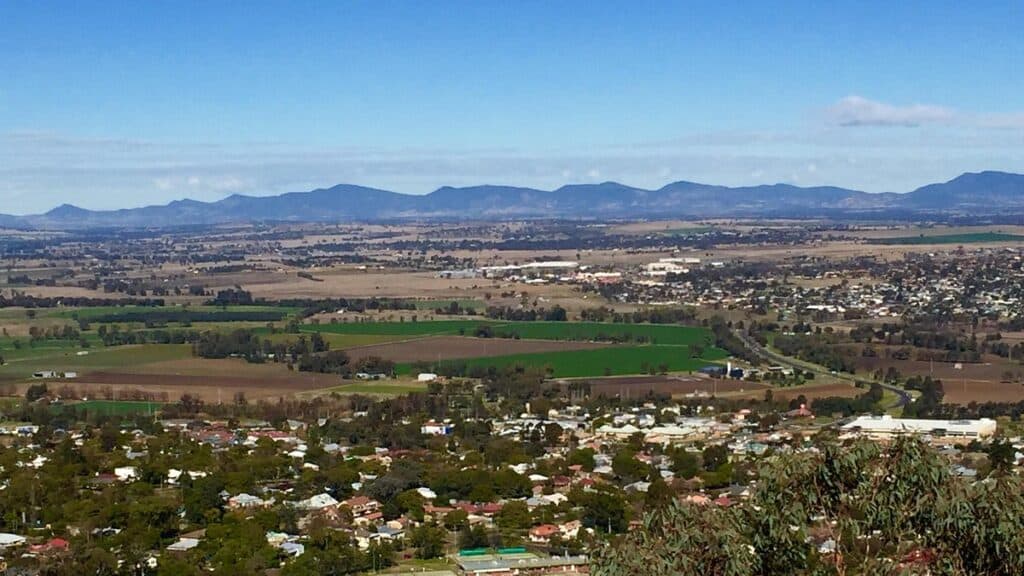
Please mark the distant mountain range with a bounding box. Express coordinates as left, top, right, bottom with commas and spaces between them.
8, 171, 1024, 229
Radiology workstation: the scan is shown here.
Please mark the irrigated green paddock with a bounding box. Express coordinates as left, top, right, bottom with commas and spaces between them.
0, 343, 191, 379
397, 344, 726, 379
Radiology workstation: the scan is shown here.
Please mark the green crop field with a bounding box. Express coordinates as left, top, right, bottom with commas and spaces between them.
870, 232, 1024, 245
397, 345, 727, 379
303, 320, 713, 346
54, 400, 166, 416
0, 344, 191, 379
489, 322, 712, 346
302, 320, 502, 336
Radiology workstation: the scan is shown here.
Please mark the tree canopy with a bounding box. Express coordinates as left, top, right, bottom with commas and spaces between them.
593, 437, 1024, 576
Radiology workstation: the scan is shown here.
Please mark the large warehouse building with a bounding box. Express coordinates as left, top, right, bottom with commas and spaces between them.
841, 415, 997, 440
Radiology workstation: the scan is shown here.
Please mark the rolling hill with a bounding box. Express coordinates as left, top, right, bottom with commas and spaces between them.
7, 171, 1024, 229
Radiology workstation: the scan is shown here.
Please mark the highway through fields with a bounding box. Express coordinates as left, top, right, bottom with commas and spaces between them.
734, 330, 911, 410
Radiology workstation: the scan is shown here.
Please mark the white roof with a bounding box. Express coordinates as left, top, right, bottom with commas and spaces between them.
842, 415, 996, 435
167, 538, 200, 551
0, 533, 25, 546
297, 493, 339, 510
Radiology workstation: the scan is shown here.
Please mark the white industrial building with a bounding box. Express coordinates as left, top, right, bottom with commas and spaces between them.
841, 415, 996, 440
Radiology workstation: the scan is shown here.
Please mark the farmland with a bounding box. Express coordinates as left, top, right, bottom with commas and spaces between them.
53, 399, 166, 416
303, 319, 713, 346
344, 336, 610, 364
302, 320, 497, 337
49, 304, 299, 321
581, 374, 768, 398
397, 344, 727, 379
0, 343, 192, 379
869, 232, 1024, 245
0, 315, 726, 402
297, 381, 428, 399
304, 320, 722, 378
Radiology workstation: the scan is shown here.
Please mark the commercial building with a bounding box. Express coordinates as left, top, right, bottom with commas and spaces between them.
841, 415, 996, 440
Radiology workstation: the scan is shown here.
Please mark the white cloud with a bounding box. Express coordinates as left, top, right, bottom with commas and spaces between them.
825, 96, 955, 127
824, 96, 1024, 131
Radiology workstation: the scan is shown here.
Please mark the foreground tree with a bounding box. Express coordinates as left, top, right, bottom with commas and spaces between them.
593, 437, 1024, 576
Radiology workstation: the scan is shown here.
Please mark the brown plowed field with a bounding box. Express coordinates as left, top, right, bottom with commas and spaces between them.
343, 336, 610, 364
70, 370, 338, 402
856, 357, 1024, 403
940, 380, 1024, 404
856, 357, 1017, 383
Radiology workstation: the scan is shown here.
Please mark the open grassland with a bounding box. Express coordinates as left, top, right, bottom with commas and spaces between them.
869, 232, 1024, 245
0, 343, 191, 379
398, 345, 727, 379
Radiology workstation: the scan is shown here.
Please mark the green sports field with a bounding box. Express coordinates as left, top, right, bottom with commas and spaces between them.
397, 344, 727, 379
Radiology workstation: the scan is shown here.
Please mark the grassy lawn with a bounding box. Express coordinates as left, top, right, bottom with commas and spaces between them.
384, 557, 457, 573
0, 344, 192, 379
397, 345, 727, 378
870, 232, 1024, 245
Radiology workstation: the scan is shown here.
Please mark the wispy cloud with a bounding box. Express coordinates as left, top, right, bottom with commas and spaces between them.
5, 112, 1024, 214
825, 96, 1024, 130
824, 96, 955, 127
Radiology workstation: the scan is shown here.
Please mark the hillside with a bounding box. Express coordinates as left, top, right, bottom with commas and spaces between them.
7, 171, 1024, 229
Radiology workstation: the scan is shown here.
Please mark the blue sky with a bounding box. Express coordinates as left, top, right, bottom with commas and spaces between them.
2, 1, 1024, 213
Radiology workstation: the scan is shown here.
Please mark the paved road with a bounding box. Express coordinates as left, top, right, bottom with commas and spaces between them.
734, 330, 911, 410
